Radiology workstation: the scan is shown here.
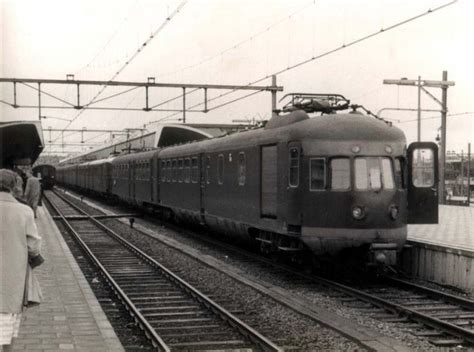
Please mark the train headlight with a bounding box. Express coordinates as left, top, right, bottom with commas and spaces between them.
389, 205, 399, 220
352, 206, 365, 220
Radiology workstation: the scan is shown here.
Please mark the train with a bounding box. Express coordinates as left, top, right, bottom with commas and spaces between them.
56, 94, 439, 268
32, 164, 56, 190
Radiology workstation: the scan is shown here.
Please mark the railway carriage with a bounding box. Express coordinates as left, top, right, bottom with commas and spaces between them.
87, 158, 114, 194
55, 93, 438, 267
32, 164, 56, 190
110, 151, 159, 205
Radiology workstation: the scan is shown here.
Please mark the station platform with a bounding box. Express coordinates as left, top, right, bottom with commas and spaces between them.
405, 205, 473, 292
408, 204, 473, 251
10, 205, 124, 351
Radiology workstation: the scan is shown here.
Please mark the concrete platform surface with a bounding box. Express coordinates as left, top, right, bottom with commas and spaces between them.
10, 205, 124, 351
408, 204, 473, 251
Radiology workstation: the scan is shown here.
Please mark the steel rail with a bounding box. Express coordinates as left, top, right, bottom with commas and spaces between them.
48, 190, 283, 352
44, 192, 170, 351
385, 277, 474, 311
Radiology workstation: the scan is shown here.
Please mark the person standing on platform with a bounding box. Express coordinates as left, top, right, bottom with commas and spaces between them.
24, 170, 41, 218
11, 168, 24, 202
0, 169, 42, 352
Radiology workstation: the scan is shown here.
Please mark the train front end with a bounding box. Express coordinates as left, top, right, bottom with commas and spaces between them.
285, 110, 438, 267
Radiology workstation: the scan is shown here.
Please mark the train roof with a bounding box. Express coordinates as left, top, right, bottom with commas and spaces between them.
32, 164, 56, 170
111, 149, 159, 163
158, 111, 405, 157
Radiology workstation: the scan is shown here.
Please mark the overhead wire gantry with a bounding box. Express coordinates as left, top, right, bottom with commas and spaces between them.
0, 76, 283, 124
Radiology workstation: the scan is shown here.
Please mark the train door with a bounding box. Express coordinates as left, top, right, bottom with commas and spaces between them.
129, 161, 134, 200
286, 141, 302, 228
199, 154, 207, 219
261, 145, 278, 218
152, 156, 158, 203
407, 142, 439, 224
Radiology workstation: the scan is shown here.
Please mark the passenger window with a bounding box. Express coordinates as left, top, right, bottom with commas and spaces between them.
191, 157, 198, 183
394, 158, 405, 189
310, 158, 325, 190
330, 158, 350, 190
172, 160, 177, 182
184, 158, 191, 183
238, 152, 246, 186
165, 160, 170, 182
161, 161, 166, 182
178, 159, 183, 183
289, 147, 299, 187
217, 154, 224, 185
412, 148, 435, 187
206, 156, 211, 184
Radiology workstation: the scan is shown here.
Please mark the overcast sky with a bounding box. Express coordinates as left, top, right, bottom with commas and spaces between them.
1, 0, 473, 154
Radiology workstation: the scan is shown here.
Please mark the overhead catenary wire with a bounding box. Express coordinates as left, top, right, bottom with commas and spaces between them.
75, 0, 140, 74
146, 0, 457, 126
155, 1, 315, 79
53, 0, 189, 141
392, 111, 474, 124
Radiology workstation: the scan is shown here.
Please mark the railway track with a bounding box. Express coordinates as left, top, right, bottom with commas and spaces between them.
179, 232, 474, 347
51, 188, 474, 349
44, 190, 283, 352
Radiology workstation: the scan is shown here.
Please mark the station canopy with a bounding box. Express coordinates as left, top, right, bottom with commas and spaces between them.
0, 121, 44, 168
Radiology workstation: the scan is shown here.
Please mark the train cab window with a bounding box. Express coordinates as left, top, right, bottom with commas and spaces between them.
412, 148, 435, 187
172, 160, 177, 182
238, 152, 246, 186
354, 157, 394, 190
394, 158, 405, 189
289, 147, 299, 187
184, 158, 191, 183
217, 154, 224, 185
330, 158, 350, 190
178, 159, 184, 183
191, 157, 198, 183
381, 158, 395, 189
309, 158, 326, 190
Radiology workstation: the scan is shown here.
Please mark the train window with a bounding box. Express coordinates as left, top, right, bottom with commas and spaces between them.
217, 154, 224, 185
394, 158, 405, 189
191, 157, 198, 183
309, 158, 325, 190
172, 160, 177, 182
166, 160, 171, 182
381, 158, 394, 189
238, 152, 246, 186
412, 148, 435, 187
161, 161, 166, 182
206, 156, 211, 184
184, 158, 191, 183
289, 148, 299, 187
330, 158, 350, 190
354, 157, 394, 190
178, 159, 184, 183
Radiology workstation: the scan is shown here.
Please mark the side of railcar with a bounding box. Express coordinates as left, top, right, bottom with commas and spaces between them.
111, 154, 135, 203
158, 145, 203, 223
86, 158, 113, 195
129, 150, 159, 207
